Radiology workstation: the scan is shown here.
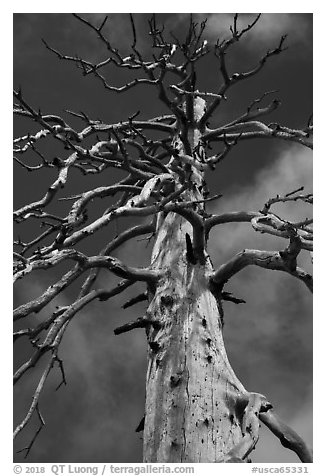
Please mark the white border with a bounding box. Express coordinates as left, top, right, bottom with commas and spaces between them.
5, 2, 323, 473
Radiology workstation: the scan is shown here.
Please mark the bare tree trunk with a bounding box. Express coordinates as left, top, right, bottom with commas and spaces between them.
143, 212, 248, 462
143, 99, 247, 462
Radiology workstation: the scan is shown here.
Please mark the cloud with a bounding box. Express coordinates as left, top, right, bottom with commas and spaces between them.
200, 14, 311, 49
209, 143, 312, 251
209, 143, 313, 312
207, 143, 312, 461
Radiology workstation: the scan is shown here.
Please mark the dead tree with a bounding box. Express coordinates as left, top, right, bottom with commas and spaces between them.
13, 13, 313, 463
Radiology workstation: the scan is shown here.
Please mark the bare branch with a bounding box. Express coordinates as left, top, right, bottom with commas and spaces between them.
203, 124, 313, 149
66, 183, 142, 228
209, 248, 313, 293
251, 216, 312, 251
221, 291, 246, 304
205, 211, 259, 232
78, 221, 155, 299
14, 354, 55, 439
60, 182, 185, 248
129, 14, 137, 48
261, 187, 312, 214
14, 152, 79, 222
14, 265, 82, 320
16, 105, 176, 136
200, 29, 288, 127
205, 211, 313, 252
114, 316, 159, 335
259, 409, 313, 463
122, 292, 148, 309
14, 248, 159, 286
72, 13, 123, 62
16, 404, 45, 458
14, 281, 133, 385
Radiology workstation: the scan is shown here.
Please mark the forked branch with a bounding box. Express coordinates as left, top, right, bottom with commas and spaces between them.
259, 409, 313, 463
210, 248, 313, 293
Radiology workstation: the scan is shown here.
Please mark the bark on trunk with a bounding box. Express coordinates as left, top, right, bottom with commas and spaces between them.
143, 99, 248, 462
143, 210, 247, 462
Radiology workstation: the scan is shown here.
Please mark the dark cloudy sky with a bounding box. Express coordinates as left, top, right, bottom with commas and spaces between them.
13, 13, 312, 463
